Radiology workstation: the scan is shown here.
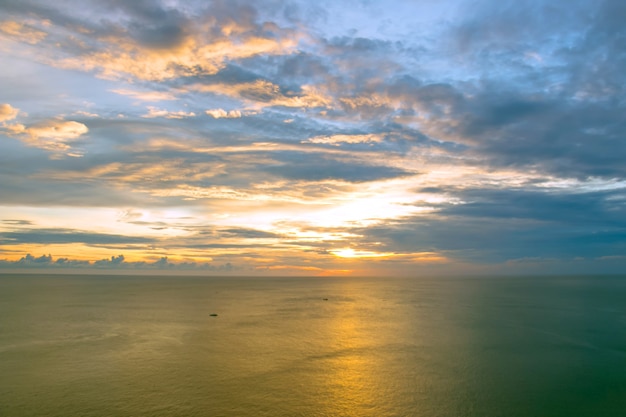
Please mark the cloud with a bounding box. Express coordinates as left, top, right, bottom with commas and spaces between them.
195, 80, 332, 109
6, 119, 89, 156
304, 134, 383, 146
206, 109, 243, 119
31, 2, 302, 82
354, 183, 626, 263
438, 188, 626, 225
110, 89, 177, 102
0, 253, 237, 272
19, 253, 52, 264
2, 219, 33, 225
74, 110, 99, 118
94, 254, 125, 266
142, 106, 196, 119
37, 154, 227, 193
0, 229, 154, 245
0, 103, 19, 122
53, 257, 91, 267
0, 254, 86, 269
0, 20, 47, 44
219, 227, 281, 239
261, 151, 413, 182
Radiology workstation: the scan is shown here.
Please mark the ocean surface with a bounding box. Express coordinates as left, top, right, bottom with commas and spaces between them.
1, 274, 625, 416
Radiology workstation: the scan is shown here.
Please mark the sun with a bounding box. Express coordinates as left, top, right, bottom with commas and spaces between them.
332, 248, 357, 258
330, 248, 392, 258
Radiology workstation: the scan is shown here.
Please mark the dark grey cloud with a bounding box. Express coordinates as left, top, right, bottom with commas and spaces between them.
0, 253, 236, 271
108, 0, 190, 50
219, 228, 281, 239
19, 253, 51, 264
440, 188, 626, 226
54, 257, 91, 267
364, 70, 626, 179
0, 253, 88, 268
173, 242, 278, 249
459, 91, 626, 178
355, 186, 626, 263
0, 172, 142, 207
0, 229, 154, 245
261, 151, 412, 182
276, 52, 331, 84
360, 216, 623, 263
191, 64, 262, 86
322, 36, 404, 81
94, 254, 125, 266
2, 219, 33, 225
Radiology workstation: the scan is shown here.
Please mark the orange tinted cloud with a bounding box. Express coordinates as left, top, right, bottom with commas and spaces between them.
0, 103, 19, 122
111, 89, 177, 102
0, 20, 47, 44
196, 81, 332, 109
58, 23, 298, 81
8, 119, 88, 156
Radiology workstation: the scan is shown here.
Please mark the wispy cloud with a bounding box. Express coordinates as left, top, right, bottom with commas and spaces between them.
110, 89, 177, 102
304, 134, 383, 146
142, 106, 196, 119
0, 20, 47, 44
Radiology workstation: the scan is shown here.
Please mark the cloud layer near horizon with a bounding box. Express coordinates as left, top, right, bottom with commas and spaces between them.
1, 0, 625, 275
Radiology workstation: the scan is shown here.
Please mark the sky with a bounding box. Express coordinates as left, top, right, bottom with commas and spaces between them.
0, 0, 625, 276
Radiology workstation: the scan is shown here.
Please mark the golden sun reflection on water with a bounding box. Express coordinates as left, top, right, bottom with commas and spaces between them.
311, 283, 398, 416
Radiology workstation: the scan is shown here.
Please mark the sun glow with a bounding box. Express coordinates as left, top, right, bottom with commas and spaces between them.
331, 248, 393, 258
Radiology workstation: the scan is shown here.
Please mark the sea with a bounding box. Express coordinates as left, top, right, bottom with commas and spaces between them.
1, 274, 625, 416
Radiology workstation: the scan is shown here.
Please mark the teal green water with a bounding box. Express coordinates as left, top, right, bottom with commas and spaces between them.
1, 275, 625, 416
